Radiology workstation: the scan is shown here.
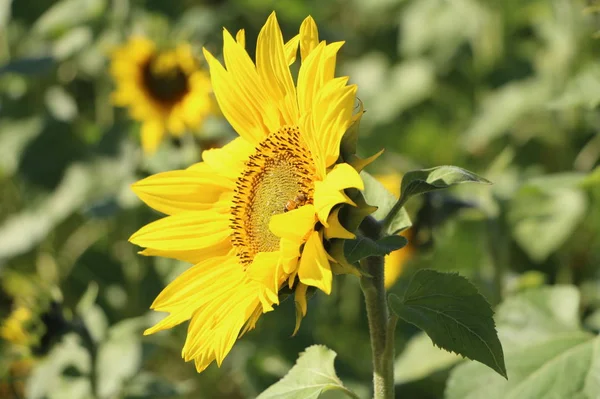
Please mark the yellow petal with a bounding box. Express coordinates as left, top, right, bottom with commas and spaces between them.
183, 281, 262, 369
324, 207, 355, 240
298, 231, 332, 294
313, 163, 364, 226
221, 29, 280, 134
139, 242, 230, 264
246, 251, 283, 311
270, 204, 316, 274
284, 34, 300, 65
236, 29, 245, 48
144, 255, 242, 335
129, 211, 231, 252
256, 12, 298, 125
299, 16, 319, 61
140, 121, 165, 154
202, 47, 266, 144
201, 136, 254, 179
269, 204, 316, 242
131, 170, 234, 215
293, 282, 308, 336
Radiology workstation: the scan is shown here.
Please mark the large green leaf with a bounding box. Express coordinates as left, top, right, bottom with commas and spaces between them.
256, 345, 358, 399
446, 286, 600, 399
389, 270, 506, 378
446, 334, 598, 399
508, 186, 586, 262
495, 286, 581, 347
394, 332, 462, 384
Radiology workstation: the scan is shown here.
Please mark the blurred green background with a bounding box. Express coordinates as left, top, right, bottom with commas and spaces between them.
1, 0, 600, 398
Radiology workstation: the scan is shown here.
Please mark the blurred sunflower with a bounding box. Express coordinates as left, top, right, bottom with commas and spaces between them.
110, 37, 213, 153
0, 306, 32, 347
376, 174, 415, 289
130, 12, 363, 372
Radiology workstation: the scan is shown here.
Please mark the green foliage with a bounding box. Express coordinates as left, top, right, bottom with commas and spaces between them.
385, 166, 490, 233
257, 346, 358, 399
389, 270, 506, 378
446, 286, 600, 399
394, 332, 462, 384
1, 0, 600, 397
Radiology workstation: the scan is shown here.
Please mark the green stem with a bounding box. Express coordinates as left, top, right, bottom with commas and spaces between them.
360, 255, 395, 399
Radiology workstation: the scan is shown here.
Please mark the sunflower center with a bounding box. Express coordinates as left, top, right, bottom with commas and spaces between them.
141, 55, 190, 105
231, 126, 316, 266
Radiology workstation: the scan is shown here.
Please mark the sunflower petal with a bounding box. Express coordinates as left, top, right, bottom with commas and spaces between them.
324, 207, 355, 240
129, 212, 231, 252
132, 170, 234, 215
299, 16, 319, 61
202, 47, 266, 144
293, 282, 308, 336
298, 231, 332, 294
256, 12, 298, 125
201, 137, 254, 179
140, 121, 164, 154
314, 163, 364, 226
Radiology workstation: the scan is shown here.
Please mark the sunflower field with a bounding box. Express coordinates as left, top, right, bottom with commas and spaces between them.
1, 0, 600, 398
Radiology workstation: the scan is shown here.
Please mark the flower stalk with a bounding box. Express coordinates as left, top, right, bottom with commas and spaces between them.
360, 254, 396, 399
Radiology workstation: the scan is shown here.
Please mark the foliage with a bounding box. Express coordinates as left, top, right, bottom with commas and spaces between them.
1, 0, 599, 398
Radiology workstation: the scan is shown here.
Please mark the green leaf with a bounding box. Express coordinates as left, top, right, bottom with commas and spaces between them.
446, 334, 599, 399
344, 235, 408, 264
495, 286, 581, 348
394, 332, 462, 384
256, 345, 358, 399
446, 286, 600, 399
508, 187, 586, 262
397, 166, 490, 210
389, 270, 506, 378
97, 318, 146, 399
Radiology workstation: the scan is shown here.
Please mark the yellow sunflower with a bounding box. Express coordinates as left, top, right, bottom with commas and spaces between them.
376, 174, 415, 289
0, 306, 32, 347
110, 37, 213, 154
129, 12, 364, 372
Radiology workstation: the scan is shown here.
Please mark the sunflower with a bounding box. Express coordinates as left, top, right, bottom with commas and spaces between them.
130, 12, 365, 372
376, 174, 415, 289
0, 307, 32, 347
110, 37, 213, 153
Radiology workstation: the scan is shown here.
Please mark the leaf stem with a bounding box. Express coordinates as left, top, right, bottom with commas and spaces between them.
381, 199, 406, 236
360, 255, 396, 399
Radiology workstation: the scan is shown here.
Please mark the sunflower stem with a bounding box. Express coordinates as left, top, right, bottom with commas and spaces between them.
360, 255, 395, 399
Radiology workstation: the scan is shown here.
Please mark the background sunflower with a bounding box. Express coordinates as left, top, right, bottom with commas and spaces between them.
1, 0, 600, 398
111, 37, 214, 153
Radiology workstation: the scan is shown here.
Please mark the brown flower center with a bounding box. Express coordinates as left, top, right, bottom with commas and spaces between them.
141, 55, 190, 106
231, 126, 316, 266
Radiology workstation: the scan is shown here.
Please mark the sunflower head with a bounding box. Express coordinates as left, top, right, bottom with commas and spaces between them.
110, 37, 214, 153
130, 12, 373, 372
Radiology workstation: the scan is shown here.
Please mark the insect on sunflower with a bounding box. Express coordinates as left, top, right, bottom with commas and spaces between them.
110, 37, 213, 153
129, 12, 366, 372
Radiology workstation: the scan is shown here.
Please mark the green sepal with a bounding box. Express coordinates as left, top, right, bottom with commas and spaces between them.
344, 235, 408, 264
327, 190, 378, 274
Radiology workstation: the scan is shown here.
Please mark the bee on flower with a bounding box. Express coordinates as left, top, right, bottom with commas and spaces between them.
110, 37, 214, 153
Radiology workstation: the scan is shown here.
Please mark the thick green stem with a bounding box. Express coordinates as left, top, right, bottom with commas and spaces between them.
360, 255, 395, 399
